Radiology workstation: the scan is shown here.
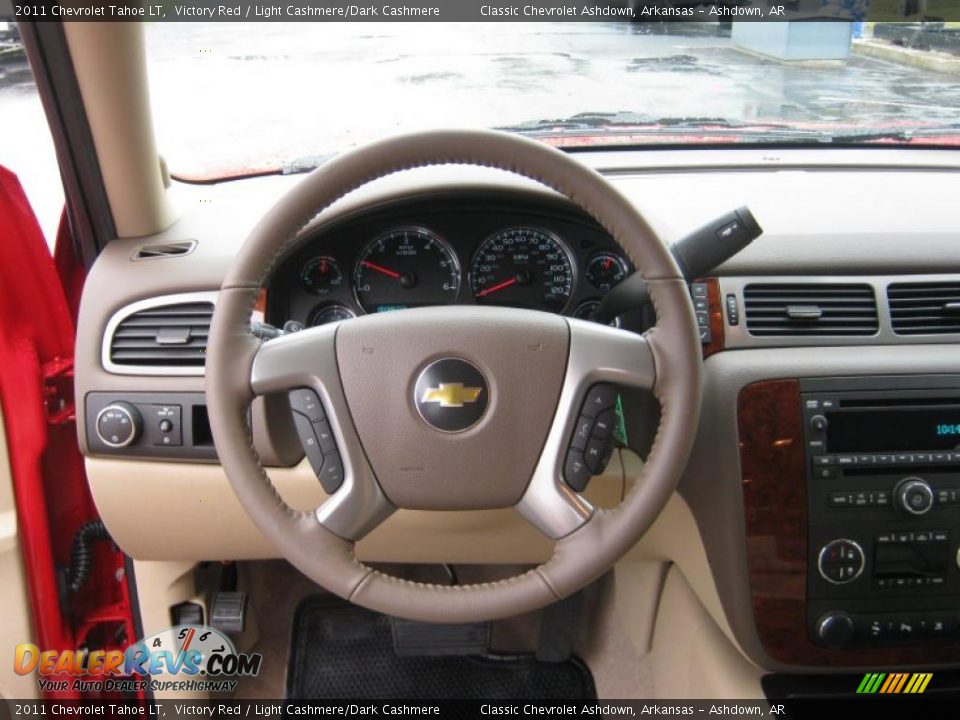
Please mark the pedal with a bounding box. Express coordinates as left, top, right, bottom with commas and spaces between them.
210, 591, 247, 634
391, 618, 491, 656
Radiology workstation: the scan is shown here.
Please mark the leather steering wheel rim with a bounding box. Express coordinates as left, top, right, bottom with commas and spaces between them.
206, 129, 703, 623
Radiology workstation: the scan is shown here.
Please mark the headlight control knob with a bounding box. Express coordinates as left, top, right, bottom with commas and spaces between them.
95, 402, 142, 448
896, 477, 934, 516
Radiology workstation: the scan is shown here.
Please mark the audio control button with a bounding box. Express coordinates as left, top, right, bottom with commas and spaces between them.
810, 414, 828, 432
816, 612, 855, 648
896, 477, 934, 515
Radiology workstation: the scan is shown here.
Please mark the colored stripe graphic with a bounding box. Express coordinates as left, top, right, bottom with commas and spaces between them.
859, 672, 932, 694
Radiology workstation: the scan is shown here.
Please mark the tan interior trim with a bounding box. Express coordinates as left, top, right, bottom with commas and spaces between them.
63, 22, 177, 237
85, 453, 625, 564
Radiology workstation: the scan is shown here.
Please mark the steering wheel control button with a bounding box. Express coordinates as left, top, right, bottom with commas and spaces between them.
96, 402, 142, 448
818, 539, 865, 585
896, 477, 934, 515
312, 420, 337, 453
592, 408, 615, 442
413, 357, 488, 433
582, 383, 616, 418
318, 452, 345, 494
289, 388, 325, 423
584, 437, 614, 475
570, 417, 593, 451
291, 412, 326, 476
564, 450, 591, 492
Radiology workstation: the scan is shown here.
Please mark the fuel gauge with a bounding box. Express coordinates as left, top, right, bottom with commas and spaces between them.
586, 252, 629, 292
300, 256, 344, 296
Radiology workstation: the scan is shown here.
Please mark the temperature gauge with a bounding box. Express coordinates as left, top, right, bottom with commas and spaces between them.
585, 252, 629, 292
300, 256, 344, 296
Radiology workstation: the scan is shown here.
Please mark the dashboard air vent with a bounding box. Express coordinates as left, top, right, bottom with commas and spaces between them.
743, 283, 878, 337
132, 240, 196, 260
888, 282, 960, 335
109, 301, 213, 367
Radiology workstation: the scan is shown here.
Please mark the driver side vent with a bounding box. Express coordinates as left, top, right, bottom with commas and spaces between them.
109, 301, 214, 367
888, 282, 960, 335
743, 283, 878, 337
131, 240, 196, 260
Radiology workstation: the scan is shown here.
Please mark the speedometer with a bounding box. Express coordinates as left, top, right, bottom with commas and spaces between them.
469, 227, 574, 313
354, 227, 460, 314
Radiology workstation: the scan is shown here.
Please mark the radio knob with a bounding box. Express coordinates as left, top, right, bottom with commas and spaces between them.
816, 611, 855, 648
95, 402, 142, 448
896, 477, 934, 515
809, 414, 828, 432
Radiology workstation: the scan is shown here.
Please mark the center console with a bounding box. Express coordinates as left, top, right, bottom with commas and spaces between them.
801, 377, 960, 649
739, 375, 960, 667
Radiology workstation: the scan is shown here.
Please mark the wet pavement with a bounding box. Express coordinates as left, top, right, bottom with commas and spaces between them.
2, 21, 959, 240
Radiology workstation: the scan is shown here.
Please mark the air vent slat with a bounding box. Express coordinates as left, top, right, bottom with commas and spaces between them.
743, 283, 878, 337
132, 240, 196, 260
109, 300, 214, 368
888, 282, 960, 336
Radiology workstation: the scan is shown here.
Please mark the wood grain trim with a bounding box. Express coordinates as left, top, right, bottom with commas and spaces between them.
739, 379, 960, 666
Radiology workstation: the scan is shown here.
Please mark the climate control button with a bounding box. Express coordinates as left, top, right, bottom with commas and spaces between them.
818, 539, 865, 584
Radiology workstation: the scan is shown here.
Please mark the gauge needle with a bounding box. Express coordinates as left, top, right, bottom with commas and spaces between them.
476, 277, 517, 298
361, 260, 401, 279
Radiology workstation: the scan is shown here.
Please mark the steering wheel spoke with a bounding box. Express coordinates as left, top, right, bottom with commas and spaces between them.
517, 319, 656, 539
250, 325, 395, 540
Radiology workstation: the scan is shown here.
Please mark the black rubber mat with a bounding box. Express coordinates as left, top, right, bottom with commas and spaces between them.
286, 596, 596, 700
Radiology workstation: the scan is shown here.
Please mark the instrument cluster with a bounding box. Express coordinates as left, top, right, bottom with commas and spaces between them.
267, 196, 637, 330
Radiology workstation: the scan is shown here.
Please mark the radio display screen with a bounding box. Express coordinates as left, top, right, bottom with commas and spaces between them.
827, 409, 960, 453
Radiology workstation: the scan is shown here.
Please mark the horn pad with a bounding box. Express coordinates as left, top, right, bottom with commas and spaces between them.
335, 306, 569, 510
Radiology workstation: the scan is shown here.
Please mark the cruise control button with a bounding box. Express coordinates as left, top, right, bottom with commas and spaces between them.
312, 420, 337, 453
564, 450, 591, 492
318, 452, 344, 494
291, 412, 324, 475
582, 384, 616, 417
289, 388, 325, 423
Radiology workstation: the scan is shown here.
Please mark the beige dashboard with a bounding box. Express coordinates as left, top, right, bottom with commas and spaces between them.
76, 148, 960, 672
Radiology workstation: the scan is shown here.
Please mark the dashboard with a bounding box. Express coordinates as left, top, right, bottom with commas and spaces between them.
74, 148, 960, 677
265, 194, 638, 331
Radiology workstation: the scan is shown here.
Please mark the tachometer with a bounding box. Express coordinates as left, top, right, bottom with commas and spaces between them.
469, 227, 574, 313
353, 227, 460, 314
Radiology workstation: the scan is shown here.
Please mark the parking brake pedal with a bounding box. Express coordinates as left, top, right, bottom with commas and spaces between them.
210, 591, 247, 634
391, 618, 491, 656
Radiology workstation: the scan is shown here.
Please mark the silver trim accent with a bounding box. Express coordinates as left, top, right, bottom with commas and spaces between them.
101, 291, 220, 377
94, 404, 139, 448
250, 323, 395, 541
896, 478, 935, 516
817, 539, 865, 586
720, 274, 960, 349
515, 319, 656, 539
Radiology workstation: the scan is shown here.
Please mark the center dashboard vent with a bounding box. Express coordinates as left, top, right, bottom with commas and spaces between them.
108, 299, 214, 369
743, 283, 878, 337
888, 282, 960, 335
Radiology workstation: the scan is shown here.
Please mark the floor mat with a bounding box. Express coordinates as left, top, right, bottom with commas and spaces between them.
286, 596, 596, 700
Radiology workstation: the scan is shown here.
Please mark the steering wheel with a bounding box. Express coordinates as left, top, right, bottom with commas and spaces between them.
206, 129, 702, 623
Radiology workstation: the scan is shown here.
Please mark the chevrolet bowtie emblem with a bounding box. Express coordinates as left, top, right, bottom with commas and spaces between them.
421, 383, 483, 408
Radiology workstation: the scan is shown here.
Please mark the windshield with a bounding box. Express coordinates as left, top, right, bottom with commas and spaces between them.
144, 20, 960, 180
